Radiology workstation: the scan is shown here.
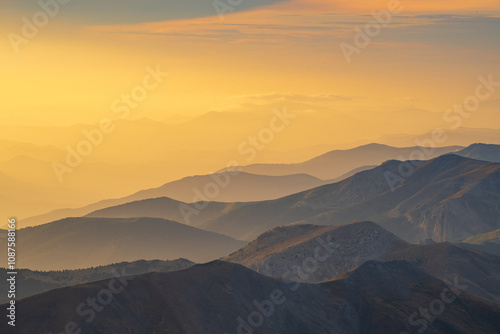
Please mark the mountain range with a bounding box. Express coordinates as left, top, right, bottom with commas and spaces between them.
73, 154, 500, 245
376, 127, 500, 148
227, 143, 463, 180
0, 259, 194, 304
21, 143, 500, 230
201, 154, 500, 242
6, 217, 245, 270
21, 172, 324, 228
4, 149, 500, 332
4, 259, 499, 333
456, 143, 500, 162
226, 221, 500, 303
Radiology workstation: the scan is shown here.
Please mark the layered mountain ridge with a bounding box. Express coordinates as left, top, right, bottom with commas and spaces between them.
4, 259, 499, 334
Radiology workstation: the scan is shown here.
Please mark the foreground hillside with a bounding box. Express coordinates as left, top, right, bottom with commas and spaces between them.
3, 260, 499, 334
6, 217, 245, 270
0, 259, 194, 304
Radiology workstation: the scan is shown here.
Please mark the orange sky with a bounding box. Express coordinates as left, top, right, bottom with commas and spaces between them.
1, 0, 500, 219
1, 0, 499, 126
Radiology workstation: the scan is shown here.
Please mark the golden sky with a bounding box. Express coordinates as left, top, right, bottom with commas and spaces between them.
1, 0, 499, 126
1, 0, 500, 219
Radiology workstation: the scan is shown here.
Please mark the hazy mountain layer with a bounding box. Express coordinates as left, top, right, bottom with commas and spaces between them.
0, 259, 194, 304
21, 172, 324, 228
4, 217, 245, 270
201, 155, 500, 243
456, 143, 500, 162
22, 143, 499, 228
234, 143, 462, 179
131, 172, 326, 202
30, 152, 500, 248
85, 197, 239, 227
376, 127, 500, 148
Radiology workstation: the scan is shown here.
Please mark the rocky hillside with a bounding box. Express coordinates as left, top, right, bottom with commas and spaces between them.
226, 221, 500, 303
225, 221, 408, 282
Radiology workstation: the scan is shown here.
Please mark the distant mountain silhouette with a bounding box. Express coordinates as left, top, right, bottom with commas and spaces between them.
226, 221, 500, 303
4, 260, 499, 333
376, 127, 500, 147
85, 197, 236, 227
232, 143, 463, 179
0, 259, 194, 304
131, 172, 325, 202
21, 172, 325, 227
456, 143, 500, 162
7, 217, 245, 270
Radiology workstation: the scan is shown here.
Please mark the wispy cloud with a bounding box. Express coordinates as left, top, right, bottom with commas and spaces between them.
2, 0, 289, 24
233, 92, 355, 103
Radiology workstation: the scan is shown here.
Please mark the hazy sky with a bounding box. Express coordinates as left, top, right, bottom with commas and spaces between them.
1, 0, 499, 126
1, 0, 500, 221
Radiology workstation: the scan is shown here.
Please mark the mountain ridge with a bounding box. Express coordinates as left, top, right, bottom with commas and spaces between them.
7, 217, 246, 270
225, 221, 500, 303
4, 259, 499, 334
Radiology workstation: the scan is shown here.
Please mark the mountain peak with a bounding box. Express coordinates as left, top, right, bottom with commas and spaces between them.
225, 221, 408, 282
456, 143, 500, 163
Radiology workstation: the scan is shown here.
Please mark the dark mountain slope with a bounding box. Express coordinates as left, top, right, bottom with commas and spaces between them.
0, 259, 194, 304
225, 221, 409, 282
459, 228, 500, 256
4, 260, 500, 334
